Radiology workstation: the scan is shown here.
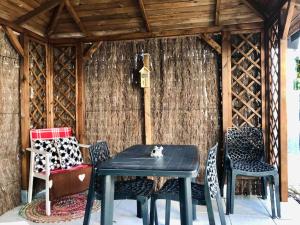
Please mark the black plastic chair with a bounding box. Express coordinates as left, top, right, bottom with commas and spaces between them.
83, 141, 155, 225
221, 127, 281, 218
149, 143, 226, 225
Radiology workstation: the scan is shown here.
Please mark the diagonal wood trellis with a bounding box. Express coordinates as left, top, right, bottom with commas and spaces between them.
231, 33, 262, 128
29, 40, 47, 129
53, 46, 77, 132
267, 20, 280, 168
230, 32, 264, 195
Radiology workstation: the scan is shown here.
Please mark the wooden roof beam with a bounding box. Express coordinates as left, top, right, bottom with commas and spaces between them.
215, 0, 221, 26
14, 0, 61, 25
3, 26, 24, 57
137, 0, 151, 32
47, 1, 65, 36
64, 0, 89, 36
241, 0, 266, 20
199, 34, 221, 54
83, 41, 102, 61
282, 0, 296, 39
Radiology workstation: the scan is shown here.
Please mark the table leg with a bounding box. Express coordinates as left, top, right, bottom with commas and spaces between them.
179, 177, 192, 225
101, 175, 115, 225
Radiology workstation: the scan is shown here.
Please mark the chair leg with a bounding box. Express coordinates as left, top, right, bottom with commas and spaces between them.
137, 200, 142, 218
205, 184, 215, 225
83, 185, 95, 225
216, 192, 226, 225
165, 200, 171, 225
150, 197, 159, 225
45, 179, 51, 216
140, 199, 149, 225
269, 176, 276, 218
28, 152, 35, 203
192, 203, 197, 220
261, 177, 268, 200
274, 174, 281, 218
230, 172, 236, 214
220, 168, 227, 197
226, 170, 231, 215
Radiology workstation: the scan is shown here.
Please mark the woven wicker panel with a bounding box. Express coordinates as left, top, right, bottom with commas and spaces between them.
231, 33, 262, 128
0, 29, 21, 215
29, 40, 47, 129
268, 21, 280, 167
53, 46, 76, 132
85, 37, 220, 185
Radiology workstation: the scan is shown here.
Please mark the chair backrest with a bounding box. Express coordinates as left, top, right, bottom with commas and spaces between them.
88, 141, 110, 167
225, 127, 264, 161
205, 143, 219, 199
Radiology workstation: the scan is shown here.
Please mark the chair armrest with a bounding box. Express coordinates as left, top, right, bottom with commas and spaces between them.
26, 148, 51, 156
79, 144, 90, 149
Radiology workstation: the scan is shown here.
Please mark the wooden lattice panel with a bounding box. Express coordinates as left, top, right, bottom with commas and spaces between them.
29, 40, 47, 129
231, 33, 262, 128
268, 21, 280, 167
53, 46, 76, 132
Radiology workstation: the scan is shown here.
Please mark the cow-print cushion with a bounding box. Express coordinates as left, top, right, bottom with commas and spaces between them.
34, 139, 61, 172
55, 137, 83, 169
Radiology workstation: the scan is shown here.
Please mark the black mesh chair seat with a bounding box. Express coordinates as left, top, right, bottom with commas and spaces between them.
83, 141, 154, 225
150, 144, 226, 225
95, 178, 155, 199
232, 160, 276, 173
154, 179, 205, 204
220, 127, 281, 218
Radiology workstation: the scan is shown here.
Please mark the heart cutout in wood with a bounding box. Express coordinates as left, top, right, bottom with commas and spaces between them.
78, 174, 85, 182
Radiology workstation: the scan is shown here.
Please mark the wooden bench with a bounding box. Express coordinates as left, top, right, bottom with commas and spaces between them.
26, 127, 92, 216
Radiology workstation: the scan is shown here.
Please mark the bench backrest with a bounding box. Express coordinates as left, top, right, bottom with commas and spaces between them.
30, 127, 72, 142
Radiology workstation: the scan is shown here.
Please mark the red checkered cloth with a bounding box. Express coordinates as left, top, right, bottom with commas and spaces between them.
31, 127, 72, 140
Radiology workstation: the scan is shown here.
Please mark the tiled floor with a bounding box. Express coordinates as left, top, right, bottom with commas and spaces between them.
1, 195, 300, 225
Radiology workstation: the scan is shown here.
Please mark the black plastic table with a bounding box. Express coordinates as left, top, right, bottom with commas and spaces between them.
96, 144, 200, 225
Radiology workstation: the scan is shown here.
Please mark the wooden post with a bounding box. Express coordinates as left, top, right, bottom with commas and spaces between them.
279, 38, 288, 202
76, 43, 86, 145
143, 54, 152, 144
46, 43, 54, 128
20, 35, 30, 192
260, 31, 267, 145
221, 31, 232, 134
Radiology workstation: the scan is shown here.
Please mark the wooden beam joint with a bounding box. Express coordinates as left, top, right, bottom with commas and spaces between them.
3, 26, 24, 57
137, 0, 151, 32
14, 0, 61, 25
199, 33, 221, 54
83, 41, 102, 61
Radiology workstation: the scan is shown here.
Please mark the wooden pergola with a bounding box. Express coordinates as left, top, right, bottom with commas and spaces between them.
0, 0, 300, 214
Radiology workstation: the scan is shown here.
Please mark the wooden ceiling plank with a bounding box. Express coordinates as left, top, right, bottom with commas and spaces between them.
282, 0, 296, 39
240, 0, 266, 20
64, 0, 89, 36
83, 41, 102, 61
47, 1, 65, 36
137, 0, 151, 32
215, 0, 220, 26
199, 33, 221, 54
3, 26, 24, 57
14, 0, 61, 25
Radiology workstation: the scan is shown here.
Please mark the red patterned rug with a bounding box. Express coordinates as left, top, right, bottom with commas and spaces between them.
19, 193, 100, 223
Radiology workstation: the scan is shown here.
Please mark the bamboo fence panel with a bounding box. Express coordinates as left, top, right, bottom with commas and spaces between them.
29, 40, 47, 129
53, 46, 77, 132
85, 37, 220, 184
0, 28, 21, 215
